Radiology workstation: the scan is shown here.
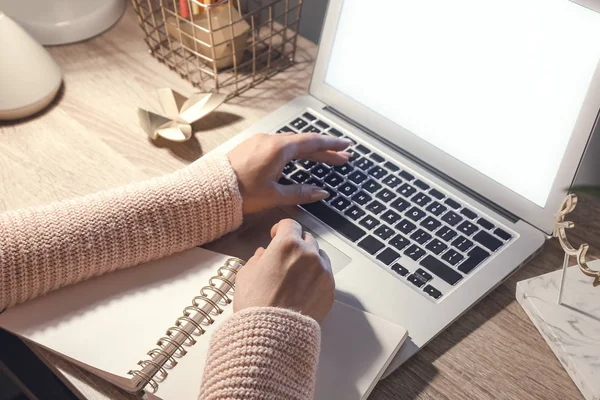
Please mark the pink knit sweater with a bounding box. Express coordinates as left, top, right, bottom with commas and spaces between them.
0, 153, 320, 399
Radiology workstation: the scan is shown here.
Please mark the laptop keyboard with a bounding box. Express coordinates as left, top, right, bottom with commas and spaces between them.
276, 111, 514, 301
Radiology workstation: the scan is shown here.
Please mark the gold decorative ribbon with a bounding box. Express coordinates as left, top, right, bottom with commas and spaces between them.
553, 194, 600, 287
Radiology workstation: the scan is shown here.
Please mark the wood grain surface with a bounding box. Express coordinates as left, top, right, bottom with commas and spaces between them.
0, 5, 592, 400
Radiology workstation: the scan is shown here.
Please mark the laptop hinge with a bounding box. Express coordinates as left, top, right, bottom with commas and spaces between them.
323, 106, 520, 224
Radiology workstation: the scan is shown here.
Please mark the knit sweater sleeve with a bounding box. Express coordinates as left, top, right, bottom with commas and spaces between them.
199, 307, 321, 400
0, 153, 243, 310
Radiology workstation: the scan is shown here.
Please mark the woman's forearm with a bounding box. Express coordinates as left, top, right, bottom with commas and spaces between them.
0, 153, 243, 310
199, 307, 321, 400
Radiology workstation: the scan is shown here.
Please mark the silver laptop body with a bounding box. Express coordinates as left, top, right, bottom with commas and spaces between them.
208, 0, 600, 377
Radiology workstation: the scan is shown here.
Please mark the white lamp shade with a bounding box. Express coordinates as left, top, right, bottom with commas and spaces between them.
0, 0, 126, 45
0, 12, 62, 120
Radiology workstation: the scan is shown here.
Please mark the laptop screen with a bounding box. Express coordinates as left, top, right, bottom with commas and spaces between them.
325, 0, 600, 207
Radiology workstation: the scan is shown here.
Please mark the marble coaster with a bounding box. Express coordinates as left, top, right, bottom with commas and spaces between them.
516, 264, 600, 400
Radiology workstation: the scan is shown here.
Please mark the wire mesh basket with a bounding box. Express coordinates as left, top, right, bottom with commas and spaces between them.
131, 0, 303, 99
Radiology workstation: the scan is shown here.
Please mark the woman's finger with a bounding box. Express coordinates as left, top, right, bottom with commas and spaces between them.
305, 150, 351, 165
276, 183, 330, 205
270, 218, 303, 241
281, 133, 352, 160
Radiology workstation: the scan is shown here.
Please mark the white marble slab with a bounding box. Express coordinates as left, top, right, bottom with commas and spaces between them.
516, 263, 600, 400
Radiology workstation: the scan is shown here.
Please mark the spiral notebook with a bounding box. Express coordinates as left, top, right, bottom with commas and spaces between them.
0, 247, 407, 400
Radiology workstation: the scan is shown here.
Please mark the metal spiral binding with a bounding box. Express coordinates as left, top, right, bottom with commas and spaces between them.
127, 257, 245, 393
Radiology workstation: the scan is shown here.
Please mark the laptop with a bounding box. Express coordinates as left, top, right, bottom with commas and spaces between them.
207, 0, 600, 376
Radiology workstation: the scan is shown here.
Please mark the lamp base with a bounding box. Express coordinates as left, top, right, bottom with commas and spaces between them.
0, 0, 126, 45
516, 264, 600, 400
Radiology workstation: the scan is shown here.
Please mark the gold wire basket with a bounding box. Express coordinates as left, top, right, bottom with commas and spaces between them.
131, 0, 303, 99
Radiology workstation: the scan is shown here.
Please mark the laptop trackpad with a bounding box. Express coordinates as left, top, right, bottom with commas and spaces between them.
204, 208, 352, 275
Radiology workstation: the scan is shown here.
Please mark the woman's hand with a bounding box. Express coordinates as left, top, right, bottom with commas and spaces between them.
233, 219, 335, 322
227, 132, 352, 214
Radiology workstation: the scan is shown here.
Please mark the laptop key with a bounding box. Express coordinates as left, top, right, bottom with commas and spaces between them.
278, 177, 293, 185
457, 221, 478, 236
460, 208, 477, 220
376, 188, 397, 203
407, 274, 426, 288
383, 175, 402, 188
420, 255, 462, 285
374, 225, 394, 240
441, 249, 464, 266
381, 210, 401, 225
423, 285, 442, 299
415, 268, 433, 282
291, 118, 308, 130
397, 183, 417, 198
411, 229, 432, 245
363, 179, 382, 193
283, 162, 297, 174
352, 191, 372, 205
429, 188, 445, 200
348, 149, 360, 162
441, 210, 462, 226
329, 128, 344, 137
348, 170, 368, 184
396, 219, 417, 234
404, 244, 426, 261
458, 246, 490, 274
300, 160, 317, 169
355, 144, 371, 154
302, 112, 316, 121
477, 218, 494, 230
369, 153, 386, 163
323, 186, 336, 200
315, 120, 330, 129
324, 172, 344, 187
345, 206, 366, 221
384, 161, 400, 172
377, 247, 401, 265
334, 164, 354, 175
426, 239, 447, 255
338, 182, 358, 197
436, 226, 458, 242
306, 178, 323, 187
300, 201, 365, 242
368, 166, 388, 179
389, 234, 410, 251
452, 236, 473, 252
473, 230, 503, 252
426, 201, 447, 216
399, 170, 415, 181
494, 228, 512, 241
366, 200, 386, 215
412, 193, 432, 207
406, 206, 426, 222
356, 157, 374, 171
311, 164, 330, 179
391, 198, 411, 213
302, 125, 321, 133
358, 235, 384, 255
277, 126, 294, 133
331, 196, 352, 211
392, 263, 409, 276
359, 215, 380, 230
291, 170, 310, 183
414, 180, 430, 190
444, 198, 461, 209
420, 216, 441, 232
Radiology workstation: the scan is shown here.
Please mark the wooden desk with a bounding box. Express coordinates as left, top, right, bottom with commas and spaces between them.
0, 6, 593, 400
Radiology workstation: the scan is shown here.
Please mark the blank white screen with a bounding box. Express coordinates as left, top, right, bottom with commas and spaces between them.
325, 0, 600, 207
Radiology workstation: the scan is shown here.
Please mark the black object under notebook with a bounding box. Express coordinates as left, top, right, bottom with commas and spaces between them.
0, 328, 81, 400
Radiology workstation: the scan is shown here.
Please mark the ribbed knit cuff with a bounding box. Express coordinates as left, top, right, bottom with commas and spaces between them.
181, 152, 244, 241
199, 307, 321, 400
